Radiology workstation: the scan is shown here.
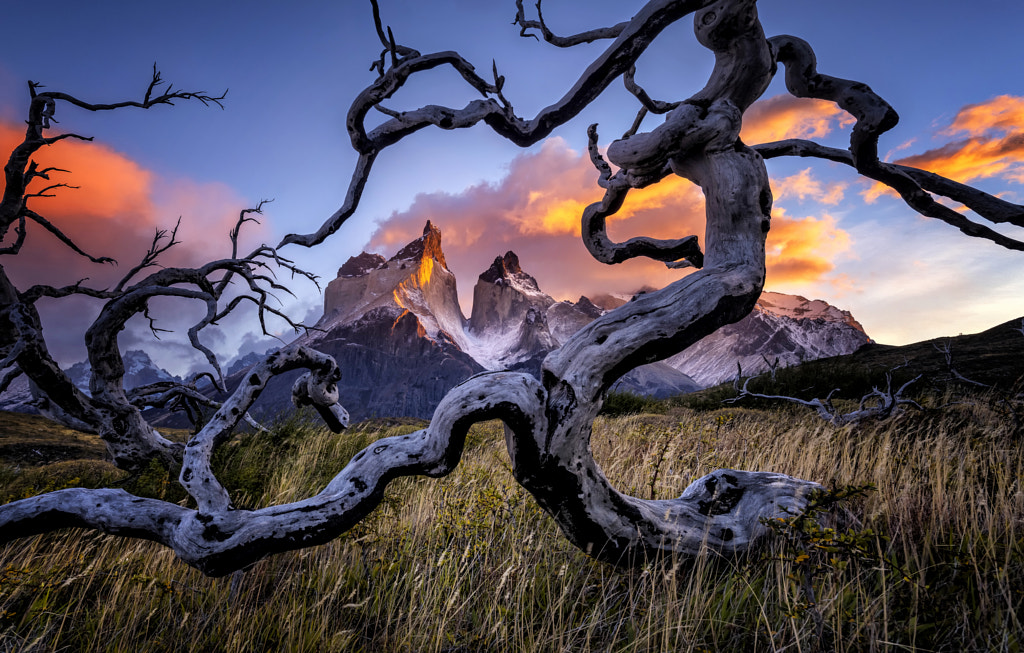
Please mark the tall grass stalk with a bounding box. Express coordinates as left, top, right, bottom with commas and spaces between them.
1, 402, 1021, 651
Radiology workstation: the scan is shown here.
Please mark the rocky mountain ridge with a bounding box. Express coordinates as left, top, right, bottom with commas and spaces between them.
299, 222, 869, 418
667, 291, 872, 387
1, 222, 872, 422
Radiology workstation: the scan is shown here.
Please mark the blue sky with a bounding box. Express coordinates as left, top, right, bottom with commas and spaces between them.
2, 1, 1023, 375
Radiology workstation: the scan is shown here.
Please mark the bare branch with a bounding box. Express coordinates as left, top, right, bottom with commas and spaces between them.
19, 278, 115, 304
113, 220, 183, 292
514, 0, 630, 47
0, 341, 27, 394
281, 0, 711, 248
2, 67, 225, 269
753, 139, 1024, 251
0, 364, 24, 395
0, 216, 27, 256
24, 181, 79, 199
934, 340, 991, 389
24, 209, 117, 264
31, 65, 226, 114
230, 200, 270, 260
766, 36, 1024, 252
586, 123, 614, 188
623, 64, 680, 114
623, 106, 649, 139
726, 365, 923, 426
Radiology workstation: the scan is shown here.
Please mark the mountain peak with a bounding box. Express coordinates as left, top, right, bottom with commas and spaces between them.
480, 251, 522, 282
575, 296, 605, 319
478, 250, 544, 294
390, 220, 448, 270
322, 220, 466, 351
338, 252, 387, 278
756, 291, 869, 336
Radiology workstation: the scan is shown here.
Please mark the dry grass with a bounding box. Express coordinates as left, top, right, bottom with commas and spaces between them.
1, 402, 1021, 652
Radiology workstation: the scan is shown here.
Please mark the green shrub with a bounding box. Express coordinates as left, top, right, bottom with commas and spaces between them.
599, 391, 664, 416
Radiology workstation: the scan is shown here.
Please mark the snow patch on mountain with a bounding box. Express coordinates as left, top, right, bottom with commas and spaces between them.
64, 350, 178, 396
667, 292, 871, 386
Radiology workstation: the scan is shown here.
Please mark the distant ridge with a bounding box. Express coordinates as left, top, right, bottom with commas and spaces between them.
686, 315, 1024, 405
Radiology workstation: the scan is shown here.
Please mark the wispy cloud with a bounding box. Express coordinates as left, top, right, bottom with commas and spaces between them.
773, 168, 846, 205
865, 95, 1024, 201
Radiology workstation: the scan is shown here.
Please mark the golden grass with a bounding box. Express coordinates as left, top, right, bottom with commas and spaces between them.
1, 403, 1021, 652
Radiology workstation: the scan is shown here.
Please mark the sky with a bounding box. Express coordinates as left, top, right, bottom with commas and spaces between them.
2, 0, 1023, 376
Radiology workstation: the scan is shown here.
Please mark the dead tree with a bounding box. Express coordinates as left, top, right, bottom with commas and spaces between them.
727, 363, 923, 426
2, 1, 1023, 576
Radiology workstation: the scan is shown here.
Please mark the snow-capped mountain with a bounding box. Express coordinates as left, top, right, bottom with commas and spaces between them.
62, 349, 179, 396
0, 350, 180, 414
296, 222, 870, 417
1, 221, 872, 422
666, 291, 872, 386
292, 222, 701, 419
464, 251, 557, 369
462, 250, 699, 395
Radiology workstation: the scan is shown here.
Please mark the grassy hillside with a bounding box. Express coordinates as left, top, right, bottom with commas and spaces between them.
677, 315, 1024, 410
1, 395, 1021, 651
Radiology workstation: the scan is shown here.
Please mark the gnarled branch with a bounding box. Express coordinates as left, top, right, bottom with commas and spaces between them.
727, 364, 923, 426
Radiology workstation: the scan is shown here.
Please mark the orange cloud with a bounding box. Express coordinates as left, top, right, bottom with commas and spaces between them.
0, 119, 265, 366
765, 208, 850, 285
864, 95, 1024, 202
773, 168, 846, 205
943, 95, 1024, 138
0, 120, 263, 291
740, 95, 855, 145
369, 134, 850, 311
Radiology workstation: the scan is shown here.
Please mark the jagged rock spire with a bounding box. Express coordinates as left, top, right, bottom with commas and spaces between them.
391, 220, 448, 270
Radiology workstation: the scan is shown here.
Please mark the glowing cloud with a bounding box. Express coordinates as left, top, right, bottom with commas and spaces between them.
773, 169, 846, 206
765, 208, 850, 285
1, 120, 264, 290
740, 95, 855, 145
864, 95, 1024, 202
369, 103, 853, 312
943, 95, 1024, 138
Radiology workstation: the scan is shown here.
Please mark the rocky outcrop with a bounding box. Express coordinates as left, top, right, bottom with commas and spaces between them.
469, 251, 554, 332
464, 251, 557, 369
298, 306, 482, 421
337, 252, 387, 278
321, 221, 468, 349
